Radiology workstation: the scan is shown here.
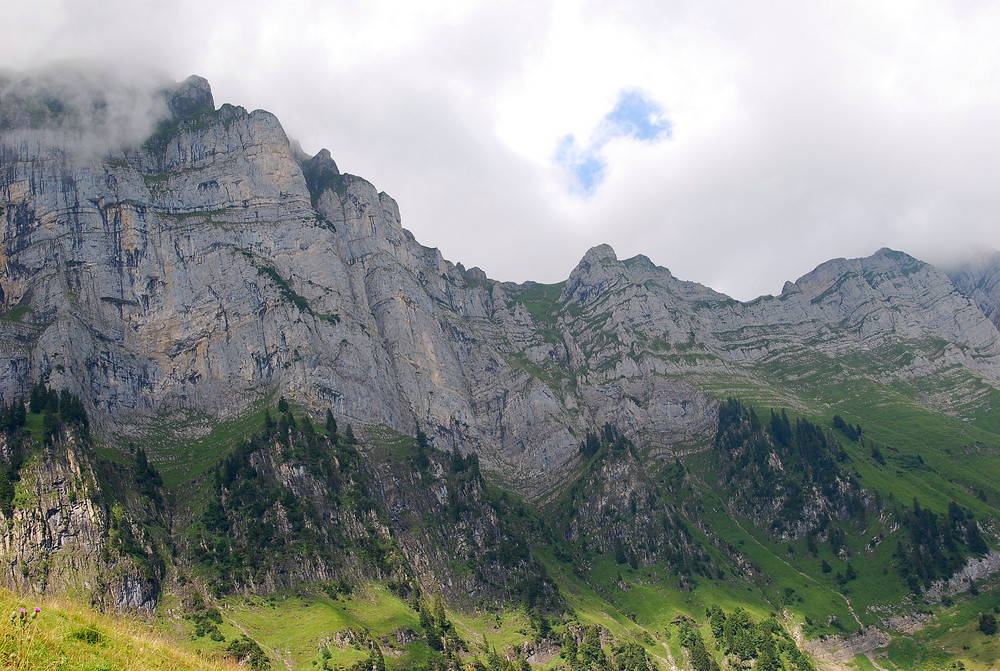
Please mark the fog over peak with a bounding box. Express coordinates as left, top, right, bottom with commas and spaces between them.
0, 61, 172, 158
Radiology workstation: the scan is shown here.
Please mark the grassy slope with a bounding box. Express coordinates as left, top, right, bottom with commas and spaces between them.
136, 386, 1000, 670
0, 587, 239, 671
663, 348, 1000, 668
128, 400, 275, 491
158, 581, 549, 671
13, 337, 1000, 670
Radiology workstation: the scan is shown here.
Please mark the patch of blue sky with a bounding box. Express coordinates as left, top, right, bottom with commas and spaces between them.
555, 89, 671, 196
555, 134, 605, 195
603, 89, 672, 142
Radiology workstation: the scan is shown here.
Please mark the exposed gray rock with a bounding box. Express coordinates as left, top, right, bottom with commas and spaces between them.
0, 428, 158, 610
164, 75, 214, 119
803, 625, 892, 668
3, 72, 1000, 498
948, 250, 1000, 332
924, 548, 1000, 602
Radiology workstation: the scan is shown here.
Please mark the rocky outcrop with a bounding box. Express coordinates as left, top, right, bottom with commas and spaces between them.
710, 399, 869, 543
164, 414, 558, 613
364, 427, 556, 608
924, 548, 1000, 602
948, 251, 1000, 332
551, 429, 699, 571
803, 626, 892, 670
0, 428, 158, 610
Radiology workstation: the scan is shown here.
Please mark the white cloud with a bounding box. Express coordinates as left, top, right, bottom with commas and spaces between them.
3, 0, 1000, 299
554, 89, 672, 194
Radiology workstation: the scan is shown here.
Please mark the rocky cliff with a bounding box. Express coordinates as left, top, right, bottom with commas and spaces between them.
0, 425, 159, 610
948, 251, 1000, 332
3, 69, 1000, 498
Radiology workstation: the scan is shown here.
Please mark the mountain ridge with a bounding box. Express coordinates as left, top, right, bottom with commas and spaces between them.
2, 71, 1000, 492
3, 70, 1000, 670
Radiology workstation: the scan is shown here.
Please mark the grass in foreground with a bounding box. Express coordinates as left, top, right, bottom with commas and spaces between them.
0, 588, 238, 671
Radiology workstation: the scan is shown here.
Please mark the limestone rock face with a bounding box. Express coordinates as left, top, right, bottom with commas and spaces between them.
557, 244, 1000, 414
948, 251, 1000, 332
0, 430, 158, 610
3, 72, 1000, 496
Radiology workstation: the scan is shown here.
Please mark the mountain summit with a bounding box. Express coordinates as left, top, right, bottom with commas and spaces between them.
3, 72, 1000, 670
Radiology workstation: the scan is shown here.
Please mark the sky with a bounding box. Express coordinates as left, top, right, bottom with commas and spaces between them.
3, 0, 1000, 300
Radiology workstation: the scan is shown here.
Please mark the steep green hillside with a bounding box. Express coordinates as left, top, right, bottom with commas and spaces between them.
3, 381, 1000, 670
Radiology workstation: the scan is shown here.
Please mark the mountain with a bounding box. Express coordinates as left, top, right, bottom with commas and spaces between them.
3, 68, 1000, 671
948, 251, 1000, 332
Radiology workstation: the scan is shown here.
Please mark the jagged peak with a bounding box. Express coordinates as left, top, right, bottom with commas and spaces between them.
562, 244, 626, 304
305, 148, 339, 176
780, 280, 800, 297
871, 247, 924, 267
787, 247, 930, 302
166, 75, 214, 120
301, 148, 341, 205
582, 244, 618, 264
462, 265, 489, 283
622, 253, 655, 269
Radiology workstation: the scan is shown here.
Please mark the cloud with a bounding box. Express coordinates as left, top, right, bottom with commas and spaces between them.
3, 1, 1000, 300
0, 61, 171, 158
555, 89, 672, 195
